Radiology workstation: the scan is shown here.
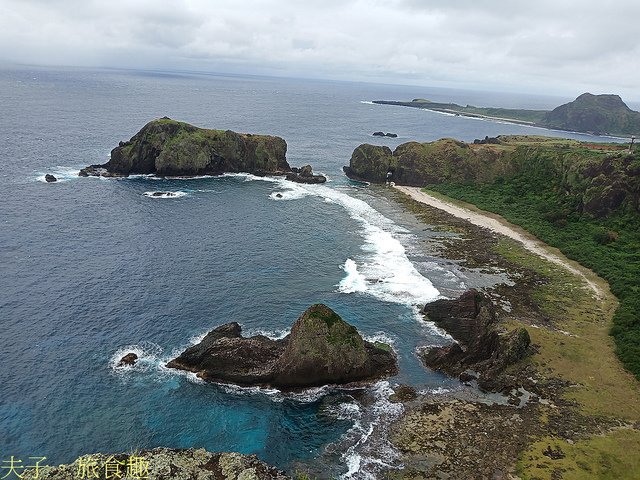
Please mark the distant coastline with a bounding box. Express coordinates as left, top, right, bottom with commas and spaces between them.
373, 92, 640, 137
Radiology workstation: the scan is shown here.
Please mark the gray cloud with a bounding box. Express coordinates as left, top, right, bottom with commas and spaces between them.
1, 0, 638, 100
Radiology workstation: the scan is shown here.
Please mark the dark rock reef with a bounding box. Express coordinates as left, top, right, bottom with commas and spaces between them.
79, 118, 326, 183
44, 174, 57, 183
285, 164, 327, 184
373, 131, 398, 138
167, 304, 397, 389
420, 290, 531, 392
23, 448, 289, 480
117, 352, 138, 367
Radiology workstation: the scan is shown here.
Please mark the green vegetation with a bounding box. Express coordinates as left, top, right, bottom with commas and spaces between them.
543, 93, 640, 136
108, 117, 288, 176
304, 304, 361, 348
519, 430, 640, 480
426, 144, 640, 379
373, 341, 392, 352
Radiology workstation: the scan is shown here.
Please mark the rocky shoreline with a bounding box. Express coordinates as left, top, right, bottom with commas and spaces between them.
23, 448, 290, 480
381, 187, 640, 479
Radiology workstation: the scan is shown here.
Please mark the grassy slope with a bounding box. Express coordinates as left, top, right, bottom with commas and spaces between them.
418, 191, 640, 478
425, 140, 640, 381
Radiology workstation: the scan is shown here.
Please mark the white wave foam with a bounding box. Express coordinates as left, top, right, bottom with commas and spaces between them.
243, 327, 289, 340
327, 381, 404, 479
338, 259, 367, 293
363, 331, 396, 348
109, 342, 163, 374
360, 101, 375, 105
412, 306, 453, 339
142, 191, 187, 199
255, 175, 441, 307
417, 386, 458, 395
35, 166, 82, 182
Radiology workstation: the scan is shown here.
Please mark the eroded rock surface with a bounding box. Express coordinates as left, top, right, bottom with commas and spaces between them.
23, 448, 289, 480
421, 290, 531, 392
167, 304, 397, 389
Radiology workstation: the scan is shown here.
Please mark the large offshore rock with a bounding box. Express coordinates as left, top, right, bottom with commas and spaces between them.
80, 117, 290, 177
167, 304, 397, 389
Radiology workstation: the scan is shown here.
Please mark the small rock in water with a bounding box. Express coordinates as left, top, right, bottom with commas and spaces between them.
118, 352, 138, 366
45, 174, 57, 183
275, 193, 283, 198
150, 192, 176, 197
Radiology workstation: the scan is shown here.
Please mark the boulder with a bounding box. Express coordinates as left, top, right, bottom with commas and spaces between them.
44, 174, 57, 183
167, 304, 397, 389
118, 352, 138, 367
372, 132, 397, 138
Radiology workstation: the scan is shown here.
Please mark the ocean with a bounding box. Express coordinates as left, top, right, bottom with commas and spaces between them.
0, 66, 626, 478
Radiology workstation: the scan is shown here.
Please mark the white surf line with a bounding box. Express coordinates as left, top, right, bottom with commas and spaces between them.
394, 185, 604, 298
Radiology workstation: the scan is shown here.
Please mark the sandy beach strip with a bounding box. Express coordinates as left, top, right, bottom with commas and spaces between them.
394, 185, 605, 298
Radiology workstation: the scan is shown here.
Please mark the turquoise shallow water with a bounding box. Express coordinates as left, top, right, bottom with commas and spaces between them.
0, 66, 625, 477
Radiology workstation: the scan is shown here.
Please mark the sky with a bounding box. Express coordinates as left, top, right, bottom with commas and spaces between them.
1, 0, 639, 100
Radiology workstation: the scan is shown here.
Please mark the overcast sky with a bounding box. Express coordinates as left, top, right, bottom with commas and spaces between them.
1, 0, 639, 100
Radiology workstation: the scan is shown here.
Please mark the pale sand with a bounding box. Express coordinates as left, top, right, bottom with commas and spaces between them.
394, 185, 605, 298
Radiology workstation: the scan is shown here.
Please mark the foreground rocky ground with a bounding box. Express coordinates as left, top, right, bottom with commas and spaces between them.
385, 189, 640, 479
23, 448, 289, 480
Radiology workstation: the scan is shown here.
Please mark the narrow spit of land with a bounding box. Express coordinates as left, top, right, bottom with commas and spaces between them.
394, 185, 604, 298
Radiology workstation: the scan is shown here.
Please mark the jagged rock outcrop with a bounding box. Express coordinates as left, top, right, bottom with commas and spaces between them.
79, 118, 323, 183
373, 132, 398, 138
23, 448, 289, 480
167, 304, 397, 389
45, 174, 57, 183
420, 290, 531, 392
285, 164, 327, 184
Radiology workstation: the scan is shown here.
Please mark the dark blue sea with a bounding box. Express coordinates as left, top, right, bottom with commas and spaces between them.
0, 66, 628, 478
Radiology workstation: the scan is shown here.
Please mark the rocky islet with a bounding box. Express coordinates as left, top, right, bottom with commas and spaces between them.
166, 304, 398, 389
79, 117, 326, 184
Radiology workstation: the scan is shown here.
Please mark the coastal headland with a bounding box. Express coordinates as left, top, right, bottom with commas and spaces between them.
373, 93, 640, 137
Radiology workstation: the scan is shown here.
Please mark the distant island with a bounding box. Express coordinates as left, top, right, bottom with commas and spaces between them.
373, 93, 640, 137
